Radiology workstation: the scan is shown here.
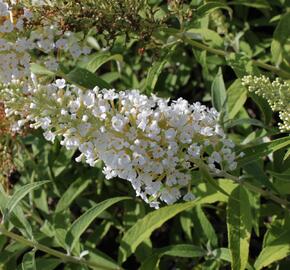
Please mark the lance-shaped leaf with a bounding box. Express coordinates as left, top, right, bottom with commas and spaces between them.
227, 185, 252, 270
4, 181, 51, 220
65, 197, 130, 253
55, 178, 90, 213
140, 244, 206, 270
118, 194, 227, 264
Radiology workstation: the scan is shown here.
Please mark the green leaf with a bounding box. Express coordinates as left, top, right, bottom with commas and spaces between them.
193, 179, 237, 203
211, 68, 227, 112
86, 248, 121, 270
140, 244, 206, 270
30, 63, 55, 76
100, 72, 120, 83
254, 229, 290, 270
63, 67, 111, 89
227, 185, 252, 270
193, 205, 218, 247
35, 258, 61, 270
225, 118, 266, 129
248, 93, 273, 125
144, 58, 168, 94
4, 181, 51, 220
226, 53, 259, 78
0, 185, 33, 239
284, 148, 290, 161
212, 248, 255, 270
271, 12, 290, 66
22, 250, 36, 270
238, 137, 290, 167
196, 2, 232, 18
186, 28, 224, 47
65, 197, 130, 253
180, 211, 193, 241
118, 195, 226, 263
0, 241, 26, 267
243, 162, 279, 194
79, 52, 123, 73
55, 178, 90, 213
226, 79, 247, 119
228, 0, 271, 9
197, 160, 230, 197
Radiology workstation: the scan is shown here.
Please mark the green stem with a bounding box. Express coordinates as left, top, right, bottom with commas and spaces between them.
0, 224, 121, 270
181, 36, 290, 79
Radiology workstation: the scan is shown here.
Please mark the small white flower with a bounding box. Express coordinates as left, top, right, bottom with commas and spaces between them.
43, 130, 56, 142
55, 79, 66, 89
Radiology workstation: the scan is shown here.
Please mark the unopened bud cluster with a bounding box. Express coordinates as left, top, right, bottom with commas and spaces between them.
242, 75, 290, 132
1, 79, 238, 207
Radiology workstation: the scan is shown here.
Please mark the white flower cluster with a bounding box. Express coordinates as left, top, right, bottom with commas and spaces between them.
2, 79, 238, 208
0, 0, 91, 84
242, 75, 290, 132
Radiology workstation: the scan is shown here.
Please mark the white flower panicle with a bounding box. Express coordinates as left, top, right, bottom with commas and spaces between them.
242, 75, 290, 132
1, 79, 238, 208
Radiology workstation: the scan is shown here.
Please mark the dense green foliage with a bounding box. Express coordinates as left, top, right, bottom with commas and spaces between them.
0, 0, 290, 269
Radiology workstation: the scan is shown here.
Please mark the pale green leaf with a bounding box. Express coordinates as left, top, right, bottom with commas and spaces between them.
211, 68, 227, 112
186, 28, 224, 47
226, 79, 247, 119
35, 258, 61, 270
254, 230, 290, 270
284, 148, 290, 161
140, 244, 205, 270
79, 52, 123, 73
196, 2, 232, 18
144, 58, 168, 94
271, 12, 290, 66
55, 178, 90, 213
22, 250, 36, 270
65, 197, 130, 252
228, 0, 271, 9
238, 137, 290, 167
193, 205, 218, 247
30, 63, 55, 76
86, 248, 121, 270
118, 194, 226, 263
0, 185, 33, 239
63, 67, 111, 89
227, 186, 252, 270
4, 181, 51, 219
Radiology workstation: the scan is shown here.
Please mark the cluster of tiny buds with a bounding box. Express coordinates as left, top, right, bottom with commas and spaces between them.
1, 78, 241, 208
242, 75, 290, 132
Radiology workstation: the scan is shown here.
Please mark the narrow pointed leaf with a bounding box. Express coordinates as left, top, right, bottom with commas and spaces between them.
227, 185, 252, 270
22, 250, 36, 270
55, 178, 90, 213
141, 245, 206, 270
63, 67, 111, 89
238, 137, 290, 167
65, 197, 130, 252
254, 229, 290, 270
79, 52, 123, 73
144, 58, 168, 94
5, 181, 51, 218
118, 195, 226, 263
211, 68, 227, 112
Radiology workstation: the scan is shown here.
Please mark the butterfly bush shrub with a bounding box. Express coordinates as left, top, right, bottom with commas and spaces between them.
0, 0, 290, 270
